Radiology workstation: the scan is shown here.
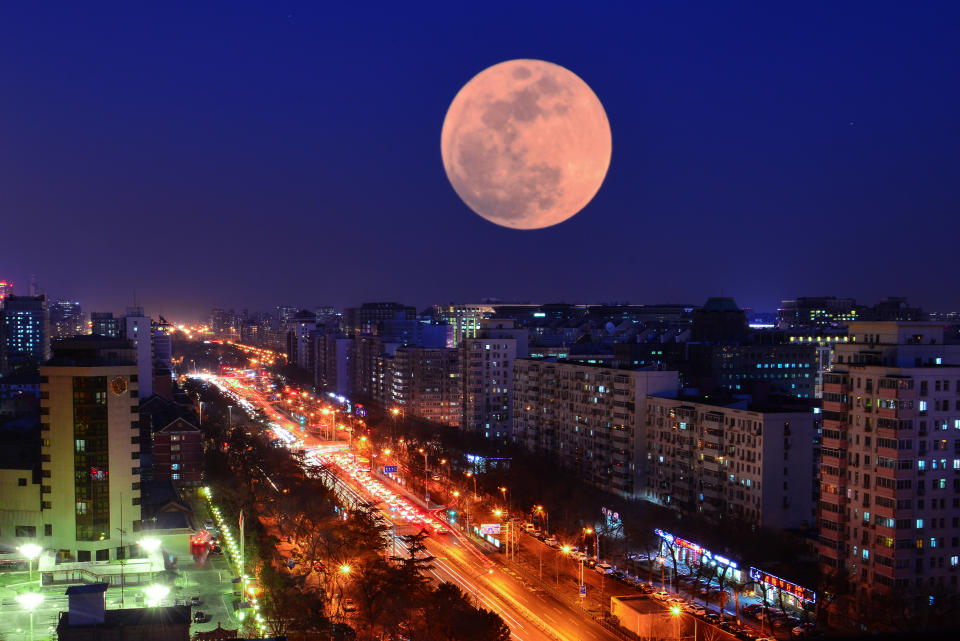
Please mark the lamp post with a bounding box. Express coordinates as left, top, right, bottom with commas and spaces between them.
466, 472, 478, 501
657, 555, 666, 590
418, 448, 429, 504
670, 604, 682, 641
16, 592, 43, 641
535, 505, 549, 533
18, 544, 42, 584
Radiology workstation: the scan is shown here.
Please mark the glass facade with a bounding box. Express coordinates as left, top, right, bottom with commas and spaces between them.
73, 376, 110, 541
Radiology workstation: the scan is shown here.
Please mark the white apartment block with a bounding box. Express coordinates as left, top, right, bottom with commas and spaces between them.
513, 358, 678, 498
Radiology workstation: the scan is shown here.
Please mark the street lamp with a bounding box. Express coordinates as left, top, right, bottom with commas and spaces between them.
339, 563, 351, 575
18, 544, 42, 584
466, 472, 478, 500
670, 605, 682, 641
143, 584, 170, 607
16, 592, 43, 641
139, 537, 162, 553
535, 505, 549, 533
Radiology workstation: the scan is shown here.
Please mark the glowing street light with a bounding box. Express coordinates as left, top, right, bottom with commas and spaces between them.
670, 604, 683, 641
143, 584, 170, 606
18, 544, 42, 583
339, 564, 351, 575
139, 537, 162, 553
16, 592, 44, 641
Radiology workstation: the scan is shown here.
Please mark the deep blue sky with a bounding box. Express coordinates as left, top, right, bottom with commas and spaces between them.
2, 2, 959, 321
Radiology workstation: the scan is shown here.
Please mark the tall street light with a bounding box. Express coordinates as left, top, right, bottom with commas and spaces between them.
670, 604, 682, 641
16, 592, 44, 641
466, 472, 477, 500
143, 584, 170, 607
18, 544, 42, 584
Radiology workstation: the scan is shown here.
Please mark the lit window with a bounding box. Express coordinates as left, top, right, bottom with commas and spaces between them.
917, 519, 924, 528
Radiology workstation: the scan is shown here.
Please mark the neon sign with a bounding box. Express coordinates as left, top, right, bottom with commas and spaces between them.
749, 567, 816, 603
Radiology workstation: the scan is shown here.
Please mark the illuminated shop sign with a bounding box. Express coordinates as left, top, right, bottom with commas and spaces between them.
749, 567, 816, 603
654, 529, 737, 568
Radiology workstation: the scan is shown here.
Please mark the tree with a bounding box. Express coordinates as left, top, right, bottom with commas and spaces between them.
413, 582, 511, 641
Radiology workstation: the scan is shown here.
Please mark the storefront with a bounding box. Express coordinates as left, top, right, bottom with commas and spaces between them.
749, 567, 816, 611
654, 528, 744, 584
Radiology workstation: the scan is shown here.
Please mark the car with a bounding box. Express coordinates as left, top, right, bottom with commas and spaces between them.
791, 623, 816, 639
638, 584, 655, 594
190, 596, 202, 607
193, 611, 207, 624
545, 537, 560, 548
703, 613, 722, 624
595, 563, 614, 574
736, 630, 761, 641
203, 519, 215, 530
742, 604, 763, 615
652, 591, 671, 601
684, 604, 706, 616
719, 621, 742, 633
585, 558, 597, 568
342, 598, 357, 612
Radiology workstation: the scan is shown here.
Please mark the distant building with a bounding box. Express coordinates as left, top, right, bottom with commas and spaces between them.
644, 395, 817, 529
314, 334, 352, 396
690, 297, 748, 344
50, 299, 85, 339
2, 295, 50, 365
285, 309, 317, 369
514, 359, 678, 498
90, 312, 121, 339
778, 296, 923, 331
432, 304, 496, 347
0, 280, 13, 306
460, 319, 529, 439
152, 417, 203, 486
344, 302, 416, 336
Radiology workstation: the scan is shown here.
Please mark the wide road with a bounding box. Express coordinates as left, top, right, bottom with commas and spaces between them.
205, 372, 619, 641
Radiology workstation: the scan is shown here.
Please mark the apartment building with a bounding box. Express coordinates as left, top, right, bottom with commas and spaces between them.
818, 322, 960, 602
645, 396, 816, 529
513, 358, 678, 498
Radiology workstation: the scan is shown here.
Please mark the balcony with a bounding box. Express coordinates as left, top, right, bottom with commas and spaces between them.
822, 399, 849, 413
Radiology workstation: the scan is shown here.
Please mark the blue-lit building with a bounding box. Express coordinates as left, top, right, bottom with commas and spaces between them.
2, 295, 50, 365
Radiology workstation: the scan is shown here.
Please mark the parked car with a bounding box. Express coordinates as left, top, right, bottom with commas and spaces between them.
684, 603, 706, 616
791, 623, 816, 638
595, 563, 614, 574
638, 583, 655, 594
585, 558, 597, 568
736, 629, 761, 641
742, 604, 763, 616
719, 621, 742, 634
190, 596, 201, 607
193, 611, 207, 624
342, 598, 357, 612
652, 591, 671, 601
545, 537, 559, 548
703, 613, 722, 624
202, 519, 215, 530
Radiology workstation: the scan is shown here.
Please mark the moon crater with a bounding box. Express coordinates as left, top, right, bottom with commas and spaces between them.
441, 59, 611, 229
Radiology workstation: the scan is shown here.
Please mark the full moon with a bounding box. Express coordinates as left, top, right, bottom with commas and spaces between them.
441, 59, 612, 230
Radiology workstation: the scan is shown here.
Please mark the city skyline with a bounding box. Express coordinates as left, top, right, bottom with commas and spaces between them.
3, 3, 960, 318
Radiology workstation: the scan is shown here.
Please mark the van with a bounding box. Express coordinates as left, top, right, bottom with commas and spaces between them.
595, 562, 614, 574
523, 522, 535, 532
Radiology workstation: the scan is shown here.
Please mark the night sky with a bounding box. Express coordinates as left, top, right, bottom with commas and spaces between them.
2, 2, 959, 321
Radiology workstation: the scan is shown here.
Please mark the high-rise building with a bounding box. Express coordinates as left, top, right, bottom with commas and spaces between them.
90, 312, 121, 338
285, 309, 317, 369
513, 359, 678, 498
818, 322, 960, 607
644, 395, 817, 529
460, 319, 529, 439
152, 417, 203, 486
124, 307, 153, 399
387, 346, 461, 427
2, 295, 50, 365
50, 299, 85, 339
36, 338, 140, 561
